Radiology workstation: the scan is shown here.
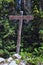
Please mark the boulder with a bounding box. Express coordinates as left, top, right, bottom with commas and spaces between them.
0, 58, 5, 63
7, 57, 13, 62
13, 53, 21, 59
9, 60, 17, 65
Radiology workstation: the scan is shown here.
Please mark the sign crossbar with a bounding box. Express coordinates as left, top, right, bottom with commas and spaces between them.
9, 15, 34, 20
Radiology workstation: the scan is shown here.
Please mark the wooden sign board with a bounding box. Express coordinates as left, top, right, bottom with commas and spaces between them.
9, 15, 34, 20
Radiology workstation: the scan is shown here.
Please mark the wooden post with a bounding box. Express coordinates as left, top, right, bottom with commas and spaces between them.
16, 11, 23, 53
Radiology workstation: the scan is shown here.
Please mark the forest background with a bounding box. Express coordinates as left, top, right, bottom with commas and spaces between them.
0, 0, 43, 64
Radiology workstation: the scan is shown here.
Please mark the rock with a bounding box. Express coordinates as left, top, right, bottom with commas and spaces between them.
3, 63, 8, 65
7, 57, 13, 62
3, 64, 8, 65
19, 62, 26, 65
13, 53, 21, 59
19, 60, 26, 65
0, 63, 4, 65
9, 60, 17, 65
0, 58, 5, 63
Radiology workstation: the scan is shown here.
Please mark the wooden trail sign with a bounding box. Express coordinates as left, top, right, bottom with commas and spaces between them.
9, 15, 34, 20
9, 14, 34, 53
